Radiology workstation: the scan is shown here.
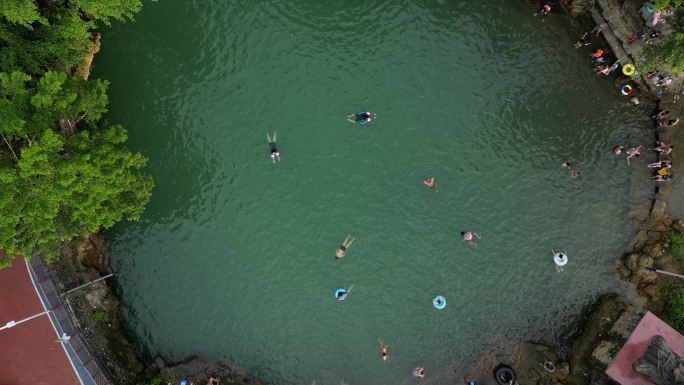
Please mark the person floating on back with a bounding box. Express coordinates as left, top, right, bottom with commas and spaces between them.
336, 235, 355, 259
347, 111, 373, 125
267, 132, 280, 164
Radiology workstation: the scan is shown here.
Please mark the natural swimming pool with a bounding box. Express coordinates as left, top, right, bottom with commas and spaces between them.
96, 1, 652, 384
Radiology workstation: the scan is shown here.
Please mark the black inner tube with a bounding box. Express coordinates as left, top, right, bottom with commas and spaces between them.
494, 365, 516, 385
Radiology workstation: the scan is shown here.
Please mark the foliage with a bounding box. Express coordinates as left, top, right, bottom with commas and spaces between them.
666, 231, 684, 259
663, 284, 684, 333
135, 378, 162, 385
651, 0, 682, 12
91, 308, 109, 322
0, 0, 153, 266
0, 0, 143, 73
74, 0, 142, 25
0, 0, 46, 28
642, 32, 684, 73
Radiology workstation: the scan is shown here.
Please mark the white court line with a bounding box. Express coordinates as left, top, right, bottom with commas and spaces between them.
25, 259, 85, 385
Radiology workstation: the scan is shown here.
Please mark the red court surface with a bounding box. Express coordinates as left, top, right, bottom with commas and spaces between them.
0, 254, 80, 385
606, 311, 684, 385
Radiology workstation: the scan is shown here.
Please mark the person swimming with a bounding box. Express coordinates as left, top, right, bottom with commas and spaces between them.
267, 132, 280, 163
380, 344, 388, 361
423, 177, 435, 188
336, 288, 349, 301
535, 3, 551, 17
461, 231, 481, 246
347, 111, 372, 125
335, 235, 355, 259
412, 367, 425, 379
614, 145, 624, 155
626, 145, 641, 165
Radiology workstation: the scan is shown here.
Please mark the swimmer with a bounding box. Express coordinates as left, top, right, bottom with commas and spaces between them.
553, 250, 568, 272
266, 132, 280, 163
614, 145, 624, 155
653, 174, 673, 182
659, 118, 680, 127
534, 3, 552, 17
207, 378, 220, 385
412, 367, 425, 379
652, 109, 671, 120
379, 340, 388, 361
347, 111, 372, 125
542, 359, 556, 373
592, 49, 604, 58
423, 177, 435, 188
461, 231, 481, 246
648, 160, 672, 169
630, 97, 640, 106
574, 32, 591, 48
465, 376, 476, 385
336, 289, 348, 301
335, 235, 355, 259
570, 170, 580, 179
626, 145, 641, 165
561, 160, 572, 168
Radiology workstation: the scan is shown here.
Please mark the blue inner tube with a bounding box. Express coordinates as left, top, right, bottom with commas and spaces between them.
334, 288, 347, 301
433, 295, 446, 309
494, 365, 516, 385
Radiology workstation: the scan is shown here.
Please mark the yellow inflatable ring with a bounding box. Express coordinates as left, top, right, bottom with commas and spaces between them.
623, 63, 636, 76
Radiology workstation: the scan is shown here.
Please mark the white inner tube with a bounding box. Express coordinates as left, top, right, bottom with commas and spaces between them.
554, 253, 568, 266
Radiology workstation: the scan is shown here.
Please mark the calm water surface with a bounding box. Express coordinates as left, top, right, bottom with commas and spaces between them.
96, 1, 651, 384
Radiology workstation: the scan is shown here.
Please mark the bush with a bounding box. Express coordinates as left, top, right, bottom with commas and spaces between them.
91, 309, 109, 323
663, 285, 684, 333
135, 379, 162, 385
665, 231, 684, 258
651, 0, 682, 12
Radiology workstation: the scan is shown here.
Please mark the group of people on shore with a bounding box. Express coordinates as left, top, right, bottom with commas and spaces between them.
613, 108, 679, 182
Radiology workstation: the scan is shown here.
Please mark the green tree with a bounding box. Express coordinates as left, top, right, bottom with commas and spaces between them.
74, 0, 142, 25
0, 7, 94, 73
642, 32, 684, 73
0, 0, 45, 28
0, 71, 152, 265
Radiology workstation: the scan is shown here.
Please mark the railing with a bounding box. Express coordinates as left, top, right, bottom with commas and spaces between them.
28, 255, 113, 385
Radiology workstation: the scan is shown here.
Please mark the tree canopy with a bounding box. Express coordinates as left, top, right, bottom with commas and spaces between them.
0, 0, 151, 267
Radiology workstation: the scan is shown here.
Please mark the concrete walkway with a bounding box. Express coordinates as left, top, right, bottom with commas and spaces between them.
0, 254, 81, 385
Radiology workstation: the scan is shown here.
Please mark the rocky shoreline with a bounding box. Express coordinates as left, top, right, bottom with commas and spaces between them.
463, 1, 684, 384
49, 234, 263, 385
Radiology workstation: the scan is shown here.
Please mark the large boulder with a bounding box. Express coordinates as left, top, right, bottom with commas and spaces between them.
633, 335, 684, 385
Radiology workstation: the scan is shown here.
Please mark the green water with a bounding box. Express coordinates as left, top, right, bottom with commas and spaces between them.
96, 1, 652, 384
